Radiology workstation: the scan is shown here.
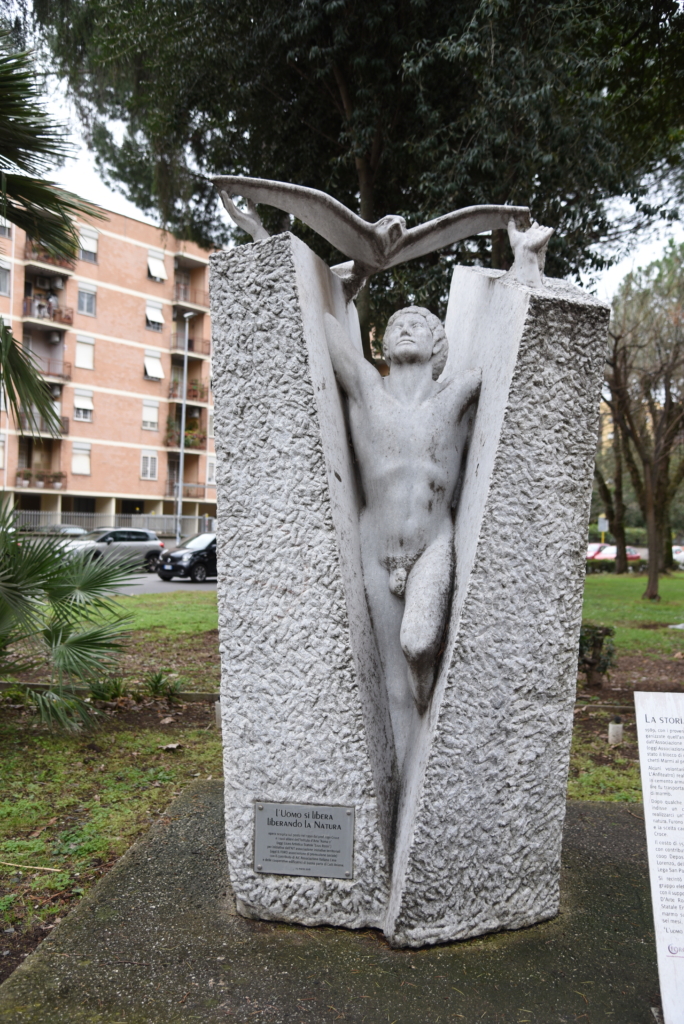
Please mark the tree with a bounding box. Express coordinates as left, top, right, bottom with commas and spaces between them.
0, 30, 102, 432
606, 242, 684, 600
34, 0, 684, 355
594, 412, 629, 574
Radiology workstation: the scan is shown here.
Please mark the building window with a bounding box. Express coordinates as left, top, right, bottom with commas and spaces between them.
0, 263, 9, 296
145, 301, 164, 331
142, 401, 159, 430
141, 450, 158, 480
79, 227, 98, 263
207, 458, 216, 485
78, 287, 96, 316
75, 335, 95, 369
144, 351, 165, 380
0, 216, 11, 239
147, 251, 167, 281
0, 439, 5, 470
71, 443, 91, 475
208, 411, 214, 438
73, 390, 94, 422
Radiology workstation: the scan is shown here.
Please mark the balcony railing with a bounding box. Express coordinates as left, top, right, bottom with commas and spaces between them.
24, 241, 75, 270
32, 356, 72, 380
19, 413, 69, 435
173, 282, 210, 308
170, 335, 211, 356
164, 480, 206, 499
164, 427, 207, 450
168, 380, 209, 402
22, 297, 74, 325
15, 471, 67, 490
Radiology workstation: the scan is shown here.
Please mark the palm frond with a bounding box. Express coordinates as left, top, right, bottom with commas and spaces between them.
43, 551, 139, 617
1, 173, 103, 259
31, 687, 97, 732
0, 322, 61, 435
0, 32, 105, 259
42, 620, 131, 681
0, 35, 70, 175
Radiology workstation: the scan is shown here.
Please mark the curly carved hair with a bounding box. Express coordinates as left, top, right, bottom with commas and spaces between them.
383, 306, 448, 380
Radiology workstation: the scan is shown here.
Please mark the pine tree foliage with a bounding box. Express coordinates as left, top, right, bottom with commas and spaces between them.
34, 0, 684, 330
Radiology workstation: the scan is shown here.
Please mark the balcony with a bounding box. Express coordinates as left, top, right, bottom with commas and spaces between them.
22, 297, 74, 326
24, 241, 75, 273
19, 413, 69, 435
32, 356, 72, 380
15, 471, 67, 490
165, 480, 206, 499
168, 380, 209, 402
164, 425, 207, 450
172, 282, 210, 309
170, 335, 211, 356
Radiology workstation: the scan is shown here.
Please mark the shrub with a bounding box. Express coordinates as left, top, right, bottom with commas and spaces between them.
89, 677, 129, 702
143, 670, 182, 702
578, 623, 616, 687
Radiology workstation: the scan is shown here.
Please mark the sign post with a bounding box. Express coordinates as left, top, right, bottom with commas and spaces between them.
635, 691, 684, 1024
597, 514, 609, 544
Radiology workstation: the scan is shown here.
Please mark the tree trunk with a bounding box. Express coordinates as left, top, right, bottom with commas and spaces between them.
491, 228, 512, 270
663, 514, 674, 570
612, 429, 628, 573
356, 283, 373, 363
643, 467, 661, 600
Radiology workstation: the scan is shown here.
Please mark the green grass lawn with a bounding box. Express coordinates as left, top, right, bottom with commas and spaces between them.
582, 572, 684, 656
0, 710, 222, 938
117, 590, 218, 634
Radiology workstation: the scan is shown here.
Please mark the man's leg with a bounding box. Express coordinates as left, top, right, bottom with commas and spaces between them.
400, 529, 454, 713
360, 526, 415, 771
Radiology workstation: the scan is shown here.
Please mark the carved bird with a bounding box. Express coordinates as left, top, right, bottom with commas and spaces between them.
213, 175, 531, 297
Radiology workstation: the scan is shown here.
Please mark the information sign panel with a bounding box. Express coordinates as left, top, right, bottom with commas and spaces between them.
254, 801, 354, 880
636, 691, 684, 1024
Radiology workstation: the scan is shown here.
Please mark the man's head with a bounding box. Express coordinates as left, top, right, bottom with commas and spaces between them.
383, 306, 448, 380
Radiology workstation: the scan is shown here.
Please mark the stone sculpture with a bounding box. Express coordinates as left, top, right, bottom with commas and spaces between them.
209, 176, 610, 948
324, 307, 480, 769
214, 174, 530, 296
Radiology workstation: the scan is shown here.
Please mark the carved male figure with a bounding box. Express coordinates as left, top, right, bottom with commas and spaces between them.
324, 308, 480, 769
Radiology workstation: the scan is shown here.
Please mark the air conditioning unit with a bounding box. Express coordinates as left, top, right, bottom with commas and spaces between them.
36, 275, 51, 290
48, 331, 61, 345
52, 277, 64, 291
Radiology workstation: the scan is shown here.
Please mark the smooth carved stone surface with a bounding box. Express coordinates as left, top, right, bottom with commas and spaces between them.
385, 269, 610, 947
210, 233, 391, 930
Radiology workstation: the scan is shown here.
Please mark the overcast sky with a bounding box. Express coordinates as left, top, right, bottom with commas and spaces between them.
44, 82, 684, 305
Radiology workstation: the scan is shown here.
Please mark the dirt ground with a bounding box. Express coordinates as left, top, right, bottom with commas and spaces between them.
10, 629, 221, 693
581, 651, 684, 700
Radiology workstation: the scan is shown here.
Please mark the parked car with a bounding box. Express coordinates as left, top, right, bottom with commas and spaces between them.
158, 533, 216, 582
593, 545, 641, 561
64, 528, 165, 570
31, 524, 88, 537
586, 543, 607, 559
673, 546, 684, 567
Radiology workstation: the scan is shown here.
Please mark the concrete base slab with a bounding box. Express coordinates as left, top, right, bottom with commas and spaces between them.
0, 782, 660, 1023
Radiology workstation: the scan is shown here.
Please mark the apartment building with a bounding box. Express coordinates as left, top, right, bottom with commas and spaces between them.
0, 206, 216, 533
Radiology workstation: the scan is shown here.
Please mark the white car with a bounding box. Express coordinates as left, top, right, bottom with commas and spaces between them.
673, 546, 684, 567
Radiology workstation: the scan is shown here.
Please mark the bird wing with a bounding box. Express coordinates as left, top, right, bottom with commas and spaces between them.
212, 175, 382, 267
388, 205, 531, 268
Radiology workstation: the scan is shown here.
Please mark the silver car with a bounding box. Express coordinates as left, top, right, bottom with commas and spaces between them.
65, 528, 165, 571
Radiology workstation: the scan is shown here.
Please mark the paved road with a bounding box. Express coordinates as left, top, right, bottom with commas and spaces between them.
116, 572, 217, 596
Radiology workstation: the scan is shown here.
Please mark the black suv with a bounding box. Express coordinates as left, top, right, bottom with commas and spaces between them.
158, 533, 217, 582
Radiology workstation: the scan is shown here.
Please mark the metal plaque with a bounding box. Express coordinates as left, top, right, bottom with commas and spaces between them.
254, 801, 354, 879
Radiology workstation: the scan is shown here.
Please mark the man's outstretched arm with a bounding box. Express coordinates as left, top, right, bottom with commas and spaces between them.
324, 313, 381, 401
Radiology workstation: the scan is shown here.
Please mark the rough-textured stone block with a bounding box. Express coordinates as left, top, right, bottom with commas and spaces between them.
210, 233, 392, 929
